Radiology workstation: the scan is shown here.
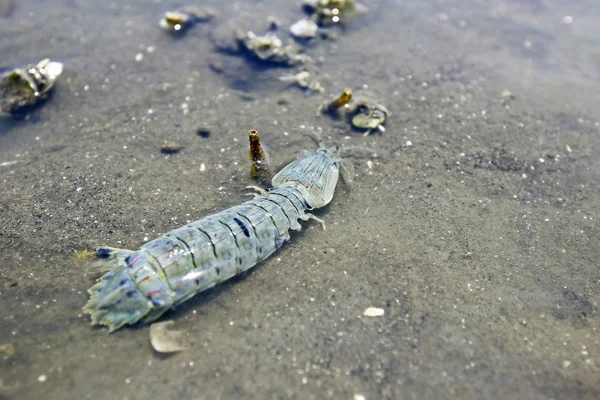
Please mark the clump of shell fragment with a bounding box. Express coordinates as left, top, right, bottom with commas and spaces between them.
0, 58, 63, 117
235, 30, 313, 66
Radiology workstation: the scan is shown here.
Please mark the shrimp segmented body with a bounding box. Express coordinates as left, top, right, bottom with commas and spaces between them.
84, 147, 344, 331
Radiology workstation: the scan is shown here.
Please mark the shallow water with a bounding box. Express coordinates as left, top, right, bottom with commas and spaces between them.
1, 0, 599, 399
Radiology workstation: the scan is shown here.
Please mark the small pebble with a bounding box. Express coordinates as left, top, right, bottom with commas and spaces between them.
363, 307, 385, 317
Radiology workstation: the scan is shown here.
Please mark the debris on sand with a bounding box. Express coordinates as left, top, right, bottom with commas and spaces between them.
236, 30, 313, 66
363, 307, 385, 317
290, 18, 319, 39
159, 6, 218, 34
161, 141, 184, 154
279, 70, 324, 93
149, 321, 188, 353
0, 59, 63, 117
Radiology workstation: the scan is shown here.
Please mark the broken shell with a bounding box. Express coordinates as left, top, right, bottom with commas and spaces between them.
159, 11, 190, 33
363, 307, 385, 317
279, 70, 323, 92
159, 7, 217, 34
279, 71, 312, 87
0, 59, 64, 117
41, 60, 64, 80
290, 18, 318, 39
236, 30, 312, 66
149, 321, 188, 353
349, 100, 389, 135
161, 141, 184, 154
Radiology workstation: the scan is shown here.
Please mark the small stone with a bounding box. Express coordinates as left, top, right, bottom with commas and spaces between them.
363, 307, 385, 317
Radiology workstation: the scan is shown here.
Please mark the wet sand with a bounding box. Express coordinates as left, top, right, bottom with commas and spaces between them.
1, 0, 599, 399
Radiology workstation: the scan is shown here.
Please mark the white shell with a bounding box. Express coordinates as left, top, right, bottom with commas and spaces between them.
363, 307, 385, 317
44, 62, 64, 80
149, 320, 188, 353
290, 18, 318, 39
